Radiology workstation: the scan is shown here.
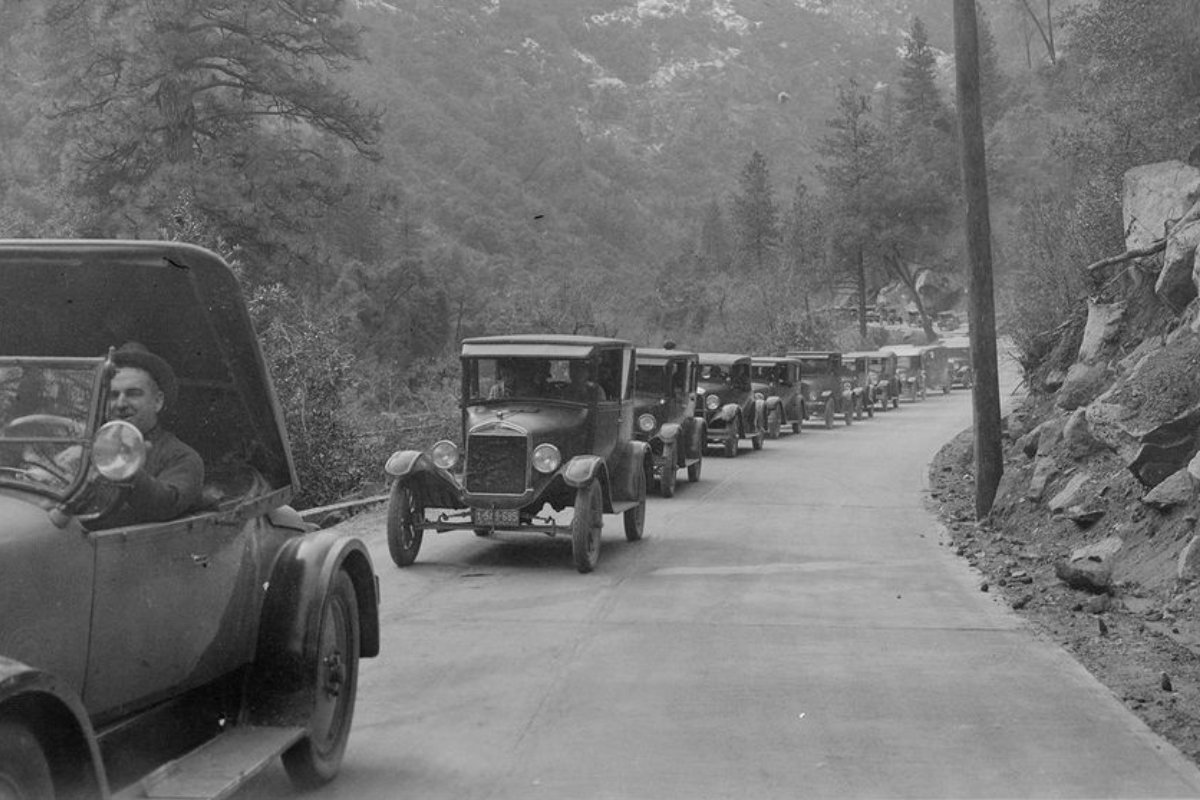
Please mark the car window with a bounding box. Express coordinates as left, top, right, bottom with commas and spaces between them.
636, 364, 667, 396
597, 349, 623, 401
0, 362, 96, 496
797, 359, 830, 377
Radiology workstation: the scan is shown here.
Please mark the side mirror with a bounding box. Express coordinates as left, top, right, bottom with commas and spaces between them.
92, 420, 146, 481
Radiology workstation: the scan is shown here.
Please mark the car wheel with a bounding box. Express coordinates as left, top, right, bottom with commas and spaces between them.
723, 429, 738, 458
866, 397, 875, 418
386, 482, 423, 567
571, 480, 603, 573
792, 419, 801, 433
625, 463, 647, 542
282, 570, 360, 789
660, 442, 677, 498
892, 394, 899, 409
474, 529, 492, 537
386, 482, 424, 568
844, 403, 853, 425
751, 429, 764, 451
908, 383, 917, 402
943, 383, 950, 395
0, 721, 54, 800
687, 450, 703, 482
854, 397, 863, 420
823, 404, 834, 429
767, 409, 781, 439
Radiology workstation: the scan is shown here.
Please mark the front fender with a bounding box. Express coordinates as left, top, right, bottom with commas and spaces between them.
562, 454, 606, 490
0, 659, 105, 799
764, 396, 783, 412
718, 403, 740, 422
384, 449, 433, 479
248, 529, 380, 725
658, 422, 681, 444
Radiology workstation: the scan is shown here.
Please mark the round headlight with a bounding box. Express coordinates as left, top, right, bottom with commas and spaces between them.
92, 420, 145, 482
431, 439, 459, 469
637, 413, 657, 433
532, 443, 561, 474
705, 393, 720, 411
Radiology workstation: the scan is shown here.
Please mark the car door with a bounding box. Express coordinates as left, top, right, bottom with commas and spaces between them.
83, 509, 261, 719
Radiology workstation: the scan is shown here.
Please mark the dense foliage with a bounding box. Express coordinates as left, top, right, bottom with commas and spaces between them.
0, 0, 1190, 505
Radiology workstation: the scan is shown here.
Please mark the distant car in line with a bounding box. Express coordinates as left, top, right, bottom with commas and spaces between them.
696, 353, 767, 457
750, 356, 806, 437
634, 347, 705, 497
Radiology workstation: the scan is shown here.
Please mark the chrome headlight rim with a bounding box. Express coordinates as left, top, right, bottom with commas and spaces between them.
705, 393, 720, 411
532, 443, 562, 474
637, 413, 657, 433
431, 439, 460, 469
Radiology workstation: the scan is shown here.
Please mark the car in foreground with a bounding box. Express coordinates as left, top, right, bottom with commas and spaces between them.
695, 353, 766, 456
787, 351, 856, 427
0, 240, 380, 800
749, 356, 806, 437
384, 335, 650, 573
634, 347, 705, 497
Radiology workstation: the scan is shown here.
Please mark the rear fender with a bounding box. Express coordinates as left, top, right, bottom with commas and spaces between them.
248, 529, 380, 726
0, 660, 105, 800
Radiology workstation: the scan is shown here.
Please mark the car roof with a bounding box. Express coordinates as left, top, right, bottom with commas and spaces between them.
941, 336, 970, 349
0, 239, 297, 491
637, 347, 699, 364
883, 345, 925, 356
697, 352, 751, 366
786, 351, 838, 358
843, 350, 890, 358
461, 333, 631, 359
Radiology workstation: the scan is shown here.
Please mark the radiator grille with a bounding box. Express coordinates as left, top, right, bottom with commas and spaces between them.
465, 434, 528, 494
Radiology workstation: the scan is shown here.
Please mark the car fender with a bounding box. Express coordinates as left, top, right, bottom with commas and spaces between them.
562, 454, 606, 490
0, 659, 106, 799
247, 529, 380, 726
384, 448, 433, 479
718, 402, 740, 422
764, 396, 783, 413
608, 441, 651, 504
658, 422, 682, 445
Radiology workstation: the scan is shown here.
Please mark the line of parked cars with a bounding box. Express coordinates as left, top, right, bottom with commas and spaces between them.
382, 334, 974, 576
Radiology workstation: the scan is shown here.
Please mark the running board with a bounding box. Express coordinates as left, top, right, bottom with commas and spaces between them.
114, 726, 306, 800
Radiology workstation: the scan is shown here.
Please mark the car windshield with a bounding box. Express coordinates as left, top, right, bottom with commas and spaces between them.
750, 365, 778, 383
635, 364, 667, 397
466, 356, 601, 403
0, 359, 102, 497
796, 358, 832, 377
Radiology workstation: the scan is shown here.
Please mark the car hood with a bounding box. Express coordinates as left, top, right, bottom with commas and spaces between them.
0, 492, 56, 541
464, 403, 588, 448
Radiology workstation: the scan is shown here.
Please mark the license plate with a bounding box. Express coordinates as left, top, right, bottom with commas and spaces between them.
473, 507, 520, 527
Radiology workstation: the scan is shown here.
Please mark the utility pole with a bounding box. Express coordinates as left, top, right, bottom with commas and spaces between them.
954, 0, 1003, 518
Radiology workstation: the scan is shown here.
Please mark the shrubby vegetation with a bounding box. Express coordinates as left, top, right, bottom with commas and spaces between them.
1, 0, 1195, 506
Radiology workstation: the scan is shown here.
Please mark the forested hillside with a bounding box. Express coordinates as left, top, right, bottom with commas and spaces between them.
1, 0, 1197, 506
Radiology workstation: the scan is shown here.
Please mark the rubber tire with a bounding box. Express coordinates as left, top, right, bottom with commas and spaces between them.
282, 570, 360, 789
792, 420, 801, 433
844, 404, 853, 425
571, 481, 602, 573
0, 721, 54, 800
854, 397, 863, 420
751, 428, 764, 451
767, 409, 781, 439
723, 429, 738, 458
823, 404, 834, 429
660, 442, 677, 498
892, 395, 899, 409
866, 398, 874, 418
386, 482, 423, 567
687, 449, 703, 482
624, 464, 646, 542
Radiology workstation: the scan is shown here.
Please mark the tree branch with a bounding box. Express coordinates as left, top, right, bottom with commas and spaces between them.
1084, 238, 1166, 275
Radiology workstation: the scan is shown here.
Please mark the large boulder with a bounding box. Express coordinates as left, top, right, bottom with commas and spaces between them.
1160, 217, 1200, 312
1055, 536, 1124, 594
1057, 362, 1110, 410
1123, 161, 1200, 251
1077, 300, 1126, 364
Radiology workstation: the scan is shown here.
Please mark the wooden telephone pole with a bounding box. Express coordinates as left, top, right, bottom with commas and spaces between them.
954, 0, 1003, 518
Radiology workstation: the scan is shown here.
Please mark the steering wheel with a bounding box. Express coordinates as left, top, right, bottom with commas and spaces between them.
2, 414, 85, 439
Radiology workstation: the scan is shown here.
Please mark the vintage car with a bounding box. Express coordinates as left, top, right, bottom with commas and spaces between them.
941, 336, 973, 389
749, 357, 806, 437
921, 343, 952, 395
0, 240, 380, 799
842, 353, 878, 419
634, 347, 705, 497
884, 344, 929, 402
695, 353, 766, 457
786, 351, 857, 427
384, 335, 650, 574
845, 350, 900, 411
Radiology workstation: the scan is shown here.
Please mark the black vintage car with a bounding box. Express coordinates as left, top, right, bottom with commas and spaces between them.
384, 335, 650, 574
0, 240, 380, 799
749, 357, 806, 437
921, 343, 952, 395
845, 350, 900, 411
885, 345, 928, 402
941, 336, 973, 389
634, 347, 705, 497
695, 353, 767, 457
787, 351, 856, 427
842, 353, 877, 419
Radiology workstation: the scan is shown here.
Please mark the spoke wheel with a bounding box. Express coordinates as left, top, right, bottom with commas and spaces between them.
0, 721, 54, 800
660, 443, 677, 498
386, 482, 424, 567
624, 464, 646, 542
571, 480, 603, 573
282, 571, 360, 789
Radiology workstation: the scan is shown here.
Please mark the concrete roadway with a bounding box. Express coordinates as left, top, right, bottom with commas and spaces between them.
242, 381, 1200, 799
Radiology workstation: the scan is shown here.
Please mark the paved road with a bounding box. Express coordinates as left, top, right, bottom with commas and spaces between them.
242, 375, 1200, 799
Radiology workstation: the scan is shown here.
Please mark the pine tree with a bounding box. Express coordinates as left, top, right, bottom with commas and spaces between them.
730, 150, 781, 273
896, 16, 950, 133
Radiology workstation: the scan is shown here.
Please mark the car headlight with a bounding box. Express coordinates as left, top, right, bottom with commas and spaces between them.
637, 413, 657, 433
705, 393, 720, 411
532, 443, 561, 473
431, 439, 459, 469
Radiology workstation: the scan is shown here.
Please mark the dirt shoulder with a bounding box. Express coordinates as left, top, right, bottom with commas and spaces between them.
928, 421, 1200, 765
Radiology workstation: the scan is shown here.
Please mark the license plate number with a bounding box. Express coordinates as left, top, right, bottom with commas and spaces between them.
473, 507, 520, 527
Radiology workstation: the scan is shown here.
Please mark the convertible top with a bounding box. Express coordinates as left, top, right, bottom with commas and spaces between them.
0, 239, 296, 492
